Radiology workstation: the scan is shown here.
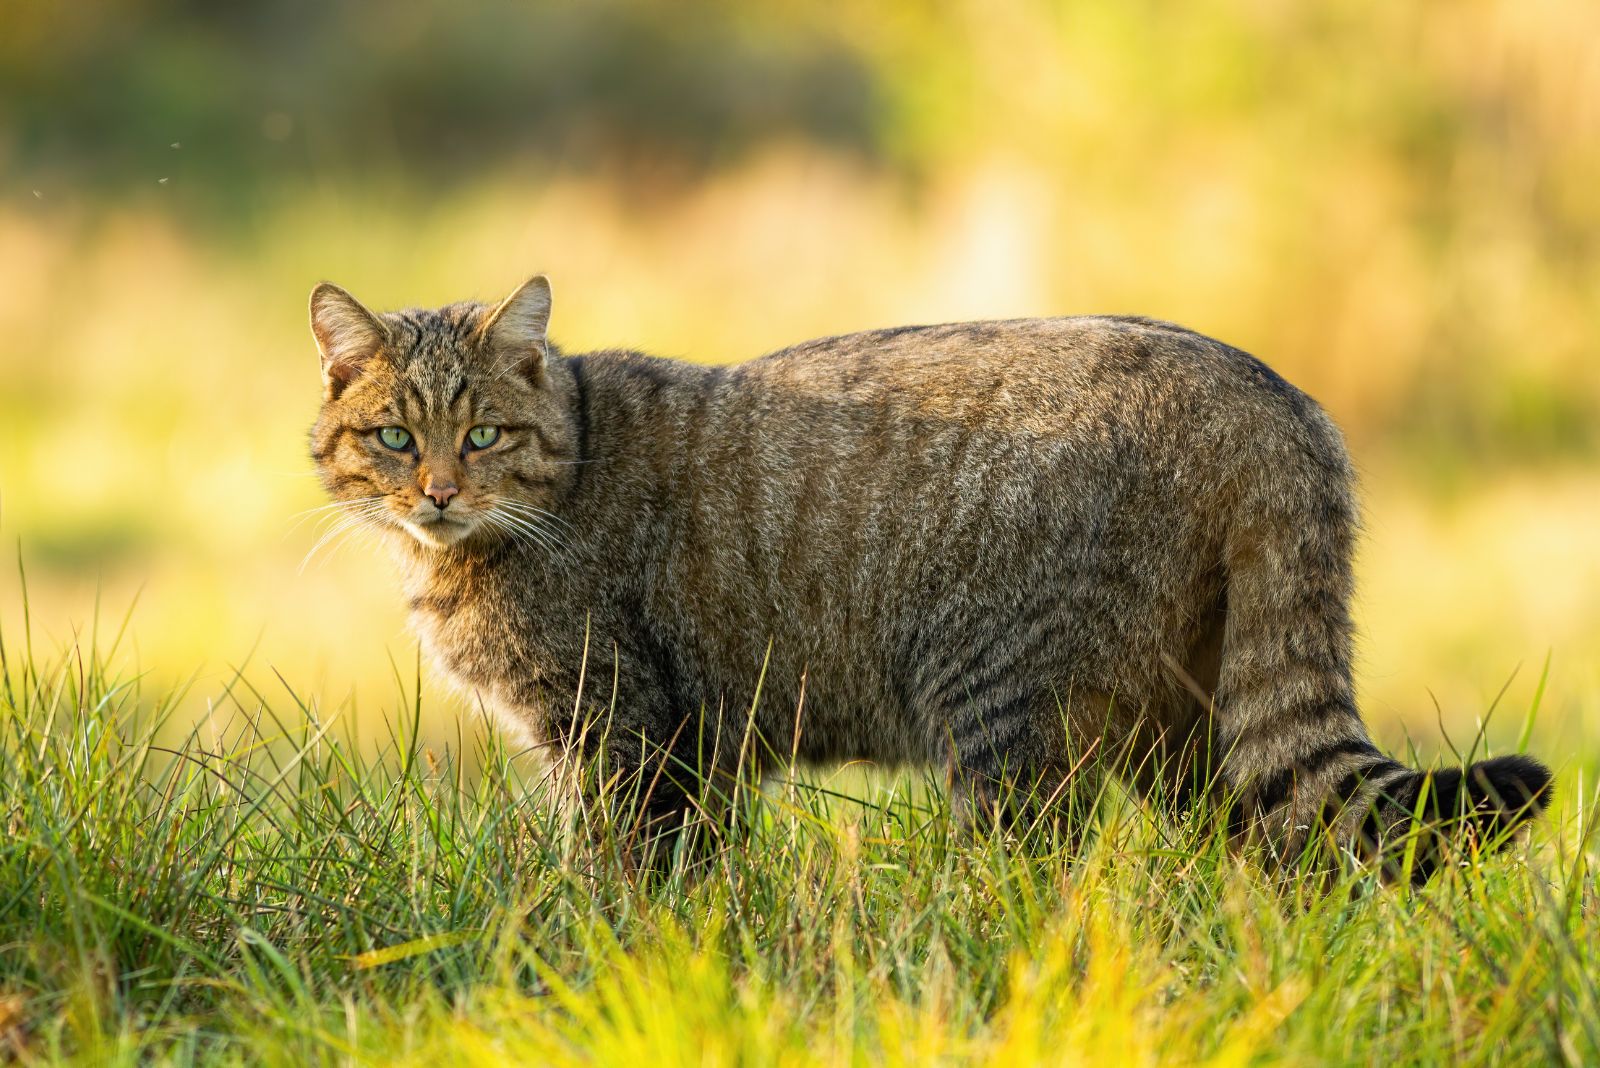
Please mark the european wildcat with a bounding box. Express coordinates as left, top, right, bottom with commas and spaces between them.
308, 274, 1551, 880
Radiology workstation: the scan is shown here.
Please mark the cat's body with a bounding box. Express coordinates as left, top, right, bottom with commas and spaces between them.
409, 317, 1280, 792
309, 277, 1550, 878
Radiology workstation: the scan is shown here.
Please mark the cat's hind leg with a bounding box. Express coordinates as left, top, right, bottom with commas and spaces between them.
934, 684, 1103, 851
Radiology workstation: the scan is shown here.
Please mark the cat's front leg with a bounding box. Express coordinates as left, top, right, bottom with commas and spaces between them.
549, 698, 750, 877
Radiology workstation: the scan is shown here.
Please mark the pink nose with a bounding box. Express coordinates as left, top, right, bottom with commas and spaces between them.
424, 482, 458, 508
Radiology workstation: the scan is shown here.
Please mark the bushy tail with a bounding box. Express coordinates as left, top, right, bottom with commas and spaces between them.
1210, 397, 1551, 878
1353, 754, 1552, 884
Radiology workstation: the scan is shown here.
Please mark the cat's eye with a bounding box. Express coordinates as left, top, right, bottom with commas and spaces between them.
378, 426, 412, 450
466, 425, 500, 450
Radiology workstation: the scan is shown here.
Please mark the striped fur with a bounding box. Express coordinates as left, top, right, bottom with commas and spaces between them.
307, 277, 1552, 873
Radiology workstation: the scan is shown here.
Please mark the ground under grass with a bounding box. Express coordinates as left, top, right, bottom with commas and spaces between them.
1, 617, 1596, 1067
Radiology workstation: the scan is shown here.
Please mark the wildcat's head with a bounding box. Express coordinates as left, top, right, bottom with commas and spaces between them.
307, 276, 577, 551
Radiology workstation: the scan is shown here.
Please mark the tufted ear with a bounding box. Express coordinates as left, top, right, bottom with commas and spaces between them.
478, 274, 552, 385
310, 282, 389, 400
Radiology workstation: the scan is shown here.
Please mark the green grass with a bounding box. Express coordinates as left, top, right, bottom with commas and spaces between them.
2, 600, 1597, 1066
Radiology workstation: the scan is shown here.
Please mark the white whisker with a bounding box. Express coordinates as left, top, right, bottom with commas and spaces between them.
503, 513, 560, 555
483, 509, 543, 555
284, 495, 384, 537
494, 499, 578, 539
487, 504, 567, 556
297, 500, 390, 572
490, 511, 566, 555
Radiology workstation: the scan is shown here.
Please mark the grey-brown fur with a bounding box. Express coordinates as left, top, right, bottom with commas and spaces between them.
308, 277, 1551, 877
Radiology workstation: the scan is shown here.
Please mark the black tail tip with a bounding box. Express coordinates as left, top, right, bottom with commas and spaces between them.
1467, 753, 1554, 818
1368, 754, 1553, 886
1406, 753, 1554, 838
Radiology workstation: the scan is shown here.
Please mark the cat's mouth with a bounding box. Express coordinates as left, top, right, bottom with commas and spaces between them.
403, 509, 478, 549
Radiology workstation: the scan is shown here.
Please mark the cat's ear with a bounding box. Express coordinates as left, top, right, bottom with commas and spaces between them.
478, 274, 552, 385
309, 282, 388, 400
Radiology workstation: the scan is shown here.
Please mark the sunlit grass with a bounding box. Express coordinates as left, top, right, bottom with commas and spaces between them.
1, 0, 1597, 749
1, 593, 1596, 1065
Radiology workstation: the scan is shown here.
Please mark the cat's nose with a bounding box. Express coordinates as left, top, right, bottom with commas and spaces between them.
424, 481, 459, 509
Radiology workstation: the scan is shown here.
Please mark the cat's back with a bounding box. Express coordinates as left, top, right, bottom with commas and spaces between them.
579, 313, 1330, 505
694, 316, 1318, 463
738, 314, 1307, 429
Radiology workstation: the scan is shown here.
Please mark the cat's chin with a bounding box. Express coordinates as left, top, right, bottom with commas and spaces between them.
402, 514, 478, 550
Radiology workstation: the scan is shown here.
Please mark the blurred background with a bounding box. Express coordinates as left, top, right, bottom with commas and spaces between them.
1, 0, 1597, 755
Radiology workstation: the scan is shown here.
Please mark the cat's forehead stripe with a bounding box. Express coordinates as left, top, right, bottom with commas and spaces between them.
420, 361, 469, 414
384, 307, 480, 418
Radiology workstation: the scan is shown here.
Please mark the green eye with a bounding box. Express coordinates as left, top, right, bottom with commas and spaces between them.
378, 426, 412, 450
467, 425, 500, 449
